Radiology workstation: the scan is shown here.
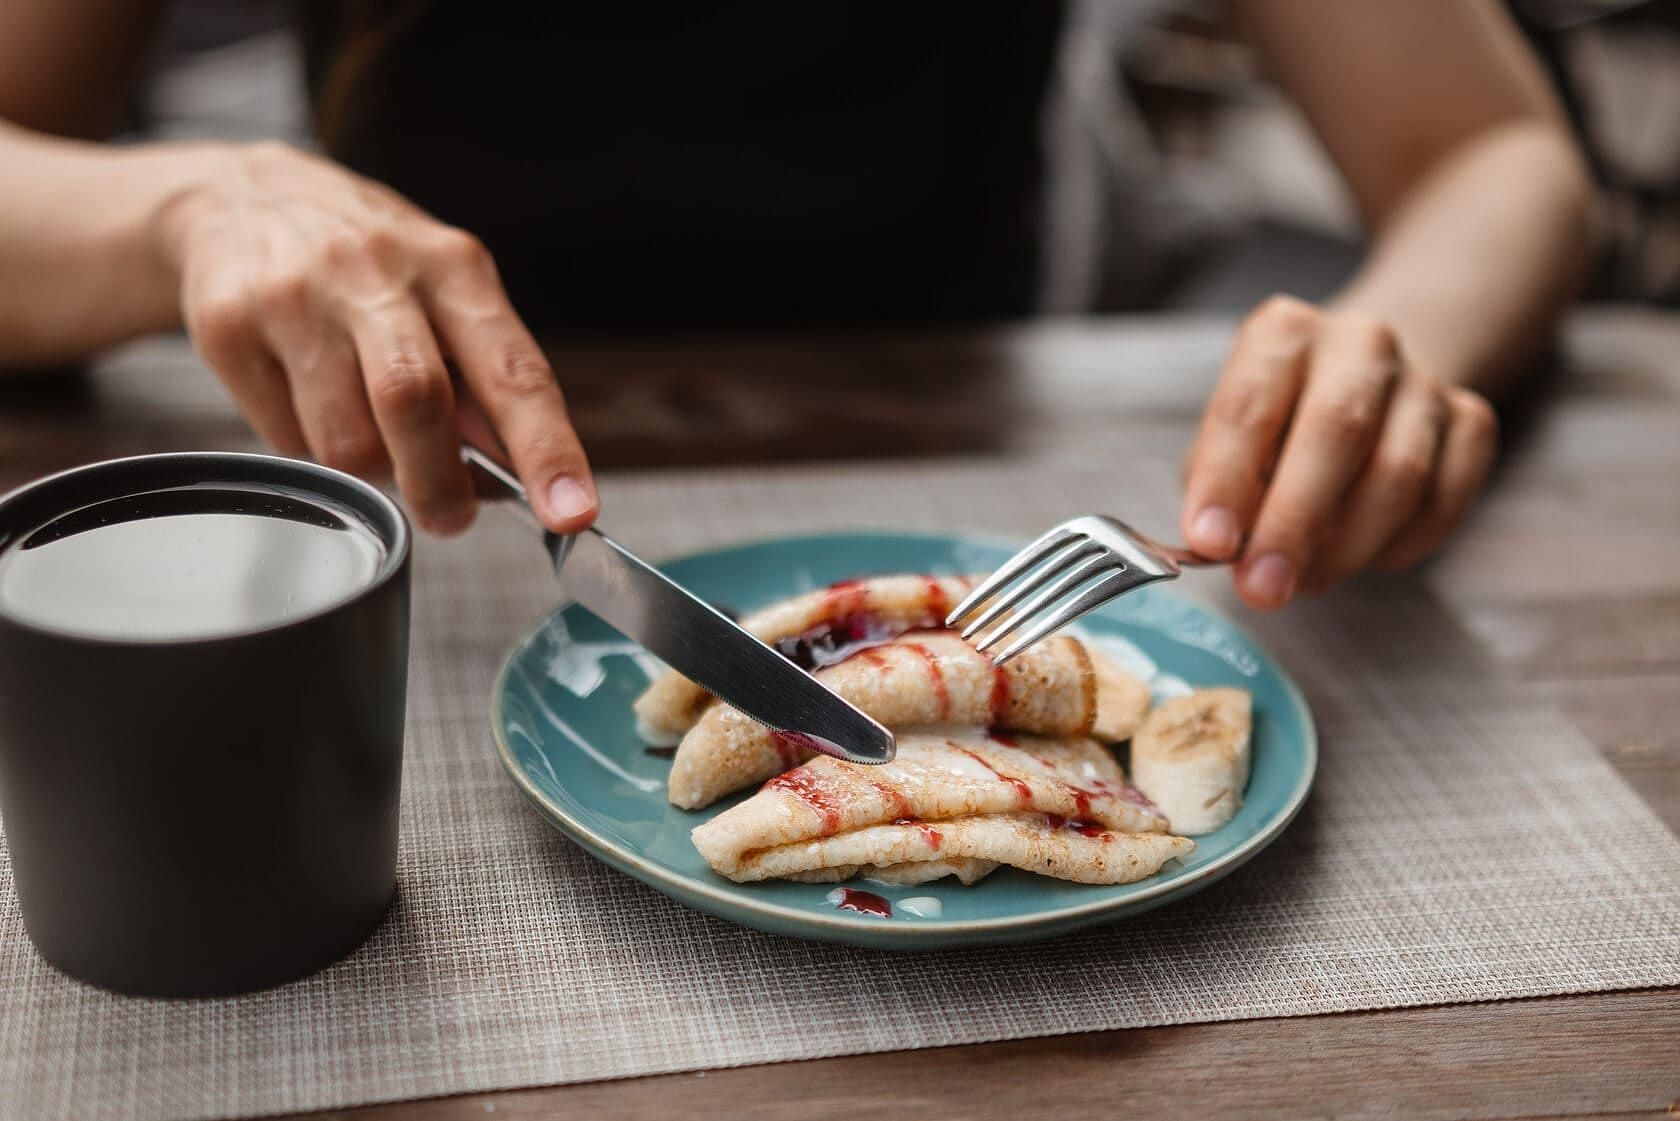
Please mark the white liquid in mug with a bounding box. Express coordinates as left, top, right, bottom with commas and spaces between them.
0, 485, 387, 641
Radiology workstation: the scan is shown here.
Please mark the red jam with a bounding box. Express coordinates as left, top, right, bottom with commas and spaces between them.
776, 611, 935, 671
1044, 814, 1113, 841
830, 887, 892, 918
872, 781, 912, 820
900, 641, 952, 719
894, 817, 944, 851
924, 576, 951, 623
953, 746, 1033, 805
986, 655, 1012, 723
768, 768, 843, 834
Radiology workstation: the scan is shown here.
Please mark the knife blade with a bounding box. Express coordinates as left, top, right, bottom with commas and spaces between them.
461, 447, 895, 765
555, 529, 896, 764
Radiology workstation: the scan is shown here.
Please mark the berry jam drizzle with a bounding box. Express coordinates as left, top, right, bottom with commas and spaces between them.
900, 642, 952, 719
872, 781, 912, 820
986, 655, 1013, 724
1043, 814, 1114, 841
894, 817, 944, 851
827, 887, 892, 918
953, 746, 1033, 805
768, 768, 843, 834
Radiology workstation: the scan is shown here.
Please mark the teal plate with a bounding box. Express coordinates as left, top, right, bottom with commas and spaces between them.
491, 532, 1316, 949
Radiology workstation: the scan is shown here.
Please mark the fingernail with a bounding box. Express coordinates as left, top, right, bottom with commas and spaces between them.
1245, 553, 1296, 607
1190, 506, 1242, 557
545, 476, 596, 522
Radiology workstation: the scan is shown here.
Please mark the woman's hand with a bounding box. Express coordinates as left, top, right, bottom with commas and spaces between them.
154, 141, 595, 535
1180, 295, 1498, 609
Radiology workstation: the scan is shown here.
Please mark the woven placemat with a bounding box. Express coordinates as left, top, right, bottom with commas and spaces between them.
4, 458, 1678, 1121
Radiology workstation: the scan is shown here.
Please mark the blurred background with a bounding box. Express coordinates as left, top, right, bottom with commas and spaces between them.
128, 0, 1680, 317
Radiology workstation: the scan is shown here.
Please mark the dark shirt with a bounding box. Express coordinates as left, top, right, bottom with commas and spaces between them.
300, 2, 1064, 332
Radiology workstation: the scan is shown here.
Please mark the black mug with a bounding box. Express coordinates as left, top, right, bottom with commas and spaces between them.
0, 453, 410, 996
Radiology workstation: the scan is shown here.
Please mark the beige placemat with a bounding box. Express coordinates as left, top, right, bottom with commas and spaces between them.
4, 459, 1678, 1121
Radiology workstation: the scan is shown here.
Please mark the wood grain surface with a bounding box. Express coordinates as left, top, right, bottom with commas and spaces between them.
3, 311, 1676, 1121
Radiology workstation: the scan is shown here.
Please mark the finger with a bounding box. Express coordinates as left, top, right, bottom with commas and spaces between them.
1303, 372, 1449, 592
1373, 389, 1499, 572
422, 233, 598, 532
1181, 296, 1317, 560
185, 290, 309, 457
1237, 317, 1402, 609
268, 326, 392, 481
349, 299, 477, 535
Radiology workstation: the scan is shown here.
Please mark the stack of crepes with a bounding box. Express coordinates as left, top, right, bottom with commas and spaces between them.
634, 575, 1253, 887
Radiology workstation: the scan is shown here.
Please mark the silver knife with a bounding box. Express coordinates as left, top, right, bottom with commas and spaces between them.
462, 447, 895, 765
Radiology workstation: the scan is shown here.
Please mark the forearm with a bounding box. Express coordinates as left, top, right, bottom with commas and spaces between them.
0, 122, 225, 368
1332, 118, 1596, 401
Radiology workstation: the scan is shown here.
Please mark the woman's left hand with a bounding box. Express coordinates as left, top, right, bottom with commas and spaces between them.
1179, 295, 1499, 609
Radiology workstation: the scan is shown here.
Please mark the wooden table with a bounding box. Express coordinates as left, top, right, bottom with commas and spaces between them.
3, 310, 1676, 1121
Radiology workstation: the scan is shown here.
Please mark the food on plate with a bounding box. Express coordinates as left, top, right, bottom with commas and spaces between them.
690, 730, 1169, 882
1129, 688, 1253, 836
633, 574, 979, 739
635, 572, 1252, 896
666, 631, 1098, 808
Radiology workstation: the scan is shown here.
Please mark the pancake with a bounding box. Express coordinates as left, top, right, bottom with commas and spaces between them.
633, 574, 980, 738
691, 730, 1167, 880
721, 813, 1193, 886
666, 631, 1098, 808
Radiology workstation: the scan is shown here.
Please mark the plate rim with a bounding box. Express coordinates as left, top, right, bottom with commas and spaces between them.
488, 528, 1318, 941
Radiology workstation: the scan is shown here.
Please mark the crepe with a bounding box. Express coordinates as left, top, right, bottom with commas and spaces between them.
1129, 687, 1253, 835
731, 814, 1194, 886
633, 574, 979, 739
691, 731, 1168, 881
785, 858, 1000, 886
666, 632, 1099, 809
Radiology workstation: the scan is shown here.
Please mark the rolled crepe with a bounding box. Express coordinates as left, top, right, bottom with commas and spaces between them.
692, 731, 1167, 880
1129, 687, 1252, 835
633, 574, 979, 739
721, 814, 1193, 886
667, 632, 1098, 809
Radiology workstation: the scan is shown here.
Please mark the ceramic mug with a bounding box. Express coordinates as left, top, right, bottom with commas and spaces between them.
0, 453, 410, 996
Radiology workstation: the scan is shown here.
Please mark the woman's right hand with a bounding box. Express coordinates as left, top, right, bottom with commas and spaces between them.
154, 141, 595, 535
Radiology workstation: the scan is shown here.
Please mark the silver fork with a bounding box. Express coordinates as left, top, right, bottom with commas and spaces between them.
945, 515, 1223, 664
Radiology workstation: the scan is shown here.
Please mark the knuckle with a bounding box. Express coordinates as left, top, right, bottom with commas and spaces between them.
256, 270, 312, 316
489, 348, 556, 400
1378, 448, 1435, 494
1344, 315, 1401, 358
434, 227, 495, 275
369, 355, 447, 420
1307, 395, 1379, 443
317, 429, 387, 478
1245, 294, 1318, 338
518, 426, 585, 473
1207, 382, 1274, 430
1453, 390, 1499, 442
320, 225, 384, 265
187, 293, 256, 354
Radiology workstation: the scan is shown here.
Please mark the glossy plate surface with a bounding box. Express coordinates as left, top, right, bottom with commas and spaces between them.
492, 532, 1316, 949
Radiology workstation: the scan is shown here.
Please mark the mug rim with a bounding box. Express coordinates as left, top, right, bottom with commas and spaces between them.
0, 451, 411, 648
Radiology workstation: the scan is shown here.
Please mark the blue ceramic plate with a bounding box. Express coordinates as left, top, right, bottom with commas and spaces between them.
491, 532, 1316, 949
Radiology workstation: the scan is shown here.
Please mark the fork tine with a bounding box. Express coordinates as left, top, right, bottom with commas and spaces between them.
991, 568, 1146, 665
972, 552, 1118, 653
956, 538, 1103, 641
944, 525, 1078, 626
